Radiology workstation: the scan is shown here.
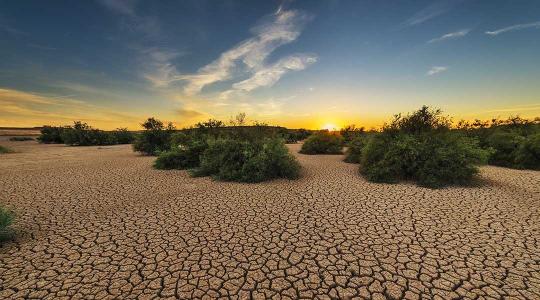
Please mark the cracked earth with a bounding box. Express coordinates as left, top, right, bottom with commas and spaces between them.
1, 139, 540, 299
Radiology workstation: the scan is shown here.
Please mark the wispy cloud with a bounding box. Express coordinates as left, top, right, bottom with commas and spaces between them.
0, 88, 140, 128
428, 29, 470, 43
148, 8, 316, 96
427, 66, 448, 76
486, 21, 540, 36
403, 0, 463, 27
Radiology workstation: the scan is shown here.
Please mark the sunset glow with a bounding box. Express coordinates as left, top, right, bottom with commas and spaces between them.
1, 1, 539, 130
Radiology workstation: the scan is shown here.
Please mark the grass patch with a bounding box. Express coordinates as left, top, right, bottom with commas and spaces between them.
0, 145, 14, 154
0, 206, 15, 242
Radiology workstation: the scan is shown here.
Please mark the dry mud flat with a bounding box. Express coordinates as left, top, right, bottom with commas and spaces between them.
0, 140, 539, 299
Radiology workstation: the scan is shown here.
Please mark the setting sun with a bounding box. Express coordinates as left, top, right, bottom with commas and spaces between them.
321, 123, 340, 131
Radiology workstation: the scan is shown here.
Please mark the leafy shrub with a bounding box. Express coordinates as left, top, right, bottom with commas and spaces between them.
133, 117, 175, 155
344, 135, 369, 163
0, 206, 15, 242
9, 137, 34, 141
110, 128, 135, 144
192, 138, 300, 182
0, 145, 14, 154
154, 138, 208, 170
340, 125, 365, 143
61, 121, 113, 146
299, 132, 343, 154
38, 126, 65, 144
486, 131, 525, 167
359, 106, 490, 188
515, 133, 540, 170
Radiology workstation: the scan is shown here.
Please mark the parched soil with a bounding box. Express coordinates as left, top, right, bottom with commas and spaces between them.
1, 140, 539, 299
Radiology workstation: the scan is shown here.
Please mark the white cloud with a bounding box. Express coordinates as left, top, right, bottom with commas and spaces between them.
403, 0, 463, 27
230, 54, 317, 93
486, 21, 540, 36
428, 29, 470, 43
149, 9, 316, 96
427, 66, 448, 76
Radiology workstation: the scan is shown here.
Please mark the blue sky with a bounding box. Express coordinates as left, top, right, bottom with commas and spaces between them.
1, 0, 539, 129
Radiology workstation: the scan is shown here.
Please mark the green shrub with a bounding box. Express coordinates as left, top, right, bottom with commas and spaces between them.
299, 132, 343, 154
486, 131, 525, 167
132, 117, 175, 155
110, 128, 135, 144
515, 133, 540, 170
154, 139, 208, 170
0, 145, 14, 154
340, 125, 365, 143
61, 121, 113, 146
360, 132, 489, 188
38, 126, 65, 144
8, 137, 34, 141
359, 106, 490, 188
344, 135, 369, 163
192, 138, 300, 182
0, 206, 15, 242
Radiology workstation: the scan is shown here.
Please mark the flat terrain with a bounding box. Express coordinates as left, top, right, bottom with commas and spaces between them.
1, 140, 539, 299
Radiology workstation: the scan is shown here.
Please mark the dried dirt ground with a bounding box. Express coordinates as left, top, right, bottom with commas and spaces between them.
0, 140, 539, 299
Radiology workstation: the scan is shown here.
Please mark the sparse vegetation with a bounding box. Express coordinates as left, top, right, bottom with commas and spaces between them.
151, 114, 302, 182
8, 137, 34, 141
38, 126, 66, 144
340, 124, 365, 144
133, 117, 175, 155
192, 138, 300, 182
299, 132, 343, 154
359, 106, 490, 188
457, 116, 540, 169
0, 206, 15, 242
0, 145, 14, 154
344, 135, 369, 163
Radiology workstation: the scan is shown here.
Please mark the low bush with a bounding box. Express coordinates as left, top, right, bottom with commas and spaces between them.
344, 135, 369, 163
486, 131, 524, 168
359, 106, 490, 188
9, 137, 34, 141
133, 117, 175, 155
0, 145, 14, 154
154, 138, 208, 170
515, 133, 540, 170
299, 132, 343, 154
340, 125, 365, 144
0, 206, 15, 242
38, 126, 65, 144
61, 121, 113, 146
361, 132, 489, 188
110, 128, 135, 144
192, 138, 300, 182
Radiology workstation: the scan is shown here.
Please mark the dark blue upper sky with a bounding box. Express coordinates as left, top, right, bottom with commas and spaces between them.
1, 0, 539, 129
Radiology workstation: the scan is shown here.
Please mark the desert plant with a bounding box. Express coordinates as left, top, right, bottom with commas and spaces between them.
486, 131, 525, 167
0, 145, 14, 154
340, 125, 365, 143
299, 132, 343, 154
359, 106, 490, 188
110, 128, 135, 144
133, 117, 175, 155
515, 133, 540, 170
192, 138, 300, 182
37, 126, 65, 144
154, 138, 208, 170
0, 206, 15, 242
61, 121, 113, 146
344, 135, 369, 163
8, 137, 34, 141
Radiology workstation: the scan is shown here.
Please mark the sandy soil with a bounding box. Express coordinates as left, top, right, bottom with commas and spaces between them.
1, 140, 539, 299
